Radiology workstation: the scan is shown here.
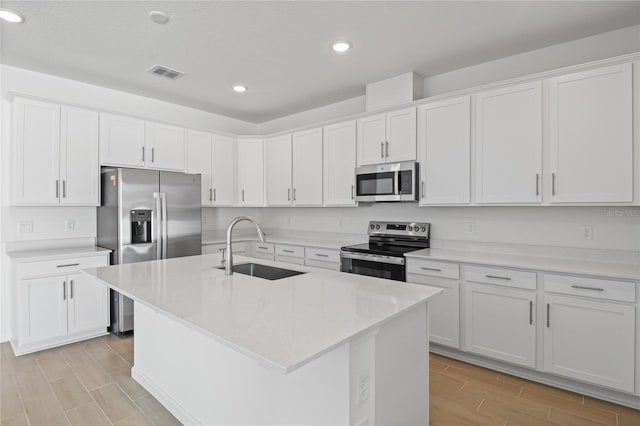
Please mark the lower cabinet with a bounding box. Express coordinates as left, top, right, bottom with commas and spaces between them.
543, 293, 635, 392
67, 273, 110, 333
19, 275, 69, 345
464, 282, 536, 368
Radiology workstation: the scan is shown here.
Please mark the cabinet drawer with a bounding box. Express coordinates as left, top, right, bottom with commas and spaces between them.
305, 258, 340, 271
203, 242, 246, 255
254, 252, 275, 261
305, 247, 340, 263
406, 258, 459, 280
254, 242, 275, 255
275, 255, 305, 266
544, 274, 635, 303
19, 255, 108, 279
275, 244, 304, 258
465, 265, 536, 290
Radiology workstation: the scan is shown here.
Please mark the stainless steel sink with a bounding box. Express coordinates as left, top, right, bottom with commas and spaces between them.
216, 263, 305, 280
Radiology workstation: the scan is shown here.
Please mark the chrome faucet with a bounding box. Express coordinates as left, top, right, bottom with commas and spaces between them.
225, 216, 266, 275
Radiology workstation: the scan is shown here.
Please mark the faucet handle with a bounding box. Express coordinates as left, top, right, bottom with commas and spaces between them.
219, 248, 226, 267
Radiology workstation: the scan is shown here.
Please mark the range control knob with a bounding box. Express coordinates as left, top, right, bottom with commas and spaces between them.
375, 224, 380, 230
408, 226, 413, 231
421, 226, 426, 232
370, 224, 375, 230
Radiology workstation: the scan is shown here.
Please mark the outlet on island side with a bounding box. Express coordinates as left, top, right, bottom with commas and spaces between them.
65, 220, 75, 232
466, 222, 475, 235
356, 369, 370, 406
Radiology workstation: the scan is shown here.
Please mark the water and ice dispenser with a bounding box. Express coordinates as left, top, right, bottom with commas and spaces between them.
130, 210, 152, 244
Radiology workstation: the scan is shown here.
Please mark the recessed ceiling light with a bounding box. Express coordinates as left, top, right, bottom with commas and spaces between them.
0, 9, 25, 23
149, 10, 170, 25
233, 85, 247, 93
331, 41, 351, 53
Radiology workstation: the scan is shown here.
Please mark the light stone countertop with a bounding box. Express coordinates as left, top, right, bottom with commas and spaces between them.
84, 253, 441, 373
202, 235, 366, 251
405, 248, 640, 281
7, 246, 112, 262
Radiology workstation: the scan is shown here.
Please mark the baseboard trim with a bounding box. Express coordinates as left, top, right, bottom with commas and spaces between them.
131, 366, 202, 426
11, 329, 109, 356
431, 344, 640, 410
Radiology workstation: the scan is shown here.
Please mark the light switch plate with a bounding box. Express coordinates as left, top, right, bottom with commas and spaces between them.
18, 222, 33, 233
65, 220, 75, 232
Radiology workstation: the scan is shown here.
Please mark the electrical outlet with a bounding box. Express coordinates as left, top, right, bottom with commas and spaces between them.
466, 222, 475, 234
17, 222, 33, 233
356, 369, 370, 405
65, 220, 75, 232
581, 225, 593, 240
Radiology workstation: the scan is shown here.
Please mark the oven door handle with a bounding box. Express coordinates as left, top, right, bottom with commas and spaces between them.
340, 251, 405, 265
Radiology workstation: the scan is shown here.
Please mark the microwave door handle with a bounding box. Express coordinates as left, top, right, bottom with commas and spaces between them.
394, 170, 400, 195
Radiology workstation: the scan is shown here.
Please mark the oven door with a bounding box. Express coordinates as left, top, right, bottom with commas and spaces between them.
340, 251, 405, 282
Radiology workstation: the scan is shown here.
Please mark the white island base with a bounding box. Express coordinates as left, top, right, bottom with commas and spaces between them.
132, 302, 429, 426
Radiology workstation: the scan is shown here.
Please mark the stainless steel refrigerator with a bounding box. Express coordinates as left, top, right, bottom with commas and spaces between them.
97, 167, 202, 335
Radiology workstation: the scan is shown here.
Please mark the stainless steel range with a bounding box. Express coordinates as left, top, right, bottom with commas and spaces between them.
340, 221, 430, 281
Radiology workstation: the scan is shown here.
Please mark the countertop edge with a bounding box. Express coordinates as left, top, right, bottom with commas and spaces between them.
7, 247, 112, 262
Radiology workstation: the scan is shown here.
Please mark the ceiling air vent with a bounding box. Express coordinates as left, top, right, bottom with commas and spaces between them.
146, 64, 185, 80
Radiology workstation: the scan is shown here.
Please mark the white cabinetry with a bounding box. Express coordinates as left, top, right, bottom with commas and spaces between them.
463, 266, 537, 368
357, 107, 416, 166
418, 97, 470, 205
548, 63, 633, 203
292, 128, 323, 206
237, 138, 265, 206
211, 135, 236, 206
12, 98, 99, 206
474, 82, 542, 204
266, 134, 293, 206
11, 252, 110, 355
323, 120, 357, 206
145, 122, 185, 171
543, 274, 636, 392
186, 130, 214, 205
275, 244, 305, 265
100, 113, 146, 167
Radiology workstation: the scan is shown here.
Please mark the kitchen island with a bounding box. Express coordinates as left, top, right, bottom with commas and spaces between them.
84, 253, 441, 426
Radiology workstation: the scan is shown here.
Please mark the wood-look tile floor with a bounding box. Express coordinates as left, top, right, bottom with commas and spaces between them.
0, 335, 180, 426
429, 353, 640, 426
2, 337, 639, 426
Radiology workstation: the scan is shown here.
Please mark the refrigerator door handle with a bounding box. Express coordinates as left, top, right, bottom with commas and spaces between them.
154, 192, 163, 260
161, 193, 168, 259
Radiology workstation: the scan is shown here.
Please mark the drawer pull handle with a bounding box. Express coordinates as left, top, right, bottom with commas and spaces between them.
315, 253, 329, 258
421, 267, 442, 272
283, 249, 295, 254
57, 263, 80, 268
485, 275, 511, 281
571, 285, 604, 292
258, 246, 268, 250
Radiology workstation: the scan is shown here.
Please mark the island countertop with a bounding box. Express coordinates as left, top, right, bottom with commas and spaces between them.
84, 254, 441, 373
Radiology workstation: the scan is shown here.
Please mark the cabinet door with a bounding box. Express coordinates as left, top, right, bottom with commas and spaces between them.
12, 98, 61, 205
419, 98, 470, 204
408, 274, 460, 349
549, 63, 633, 203
544, 294, 635, 392
237, 138, 265, 206
99, 113, 146, 167
19, 276, 68, 344
67, 274, 109, 334
323, 121, 357, 206
60, 106, 99, 205
146, 122, 185, 171
293, 128, 323, 206
475, 82, 542, 203
464, 283, 536, 368
211, 134, 236, 206
357, 113, 386, 166
186, 130, 213, 206
266, 135, 293, 206
385, 107, 417, 163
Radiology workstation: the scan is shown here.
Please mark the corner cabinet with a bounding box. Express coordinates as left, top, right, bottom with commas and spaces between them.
187, 131, 236, 206
12, 98, 99, 206
292, 128, 323, 206
474, 82, 542, 204
323, 120, 357, 206
548, 63, 633, 203
11, 251, 110, 356
266, 134, 293, 206
357, 107, 416, 166
237, 138, 265, 206
418, 97, 471, 205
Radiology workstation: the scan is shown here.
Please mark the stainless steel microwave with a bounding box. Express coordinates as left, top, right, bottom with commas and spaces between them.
354, 161, 419, 202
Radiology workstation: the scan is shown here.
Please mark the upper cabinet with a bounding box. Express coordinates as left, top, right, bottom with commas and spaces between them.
145, 122, 185, 171
237, 138, 265, 206
357, 107, 416, 166
474, 81, 542, 204
99, 113, 146, 168
418, 97, 471, 205
292, 128, 323, 206
12, 98, 99, 206
211, 134, 236, 206
100, 114, 185, 172
266, 134, 293, 206
323, 120, 357, 206
186, 130, 214, 206
548, 63, 633, 204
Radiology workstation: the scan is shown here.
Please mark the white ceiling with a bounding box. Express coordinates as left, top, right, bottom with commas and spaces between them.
1, 1, 639, 123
